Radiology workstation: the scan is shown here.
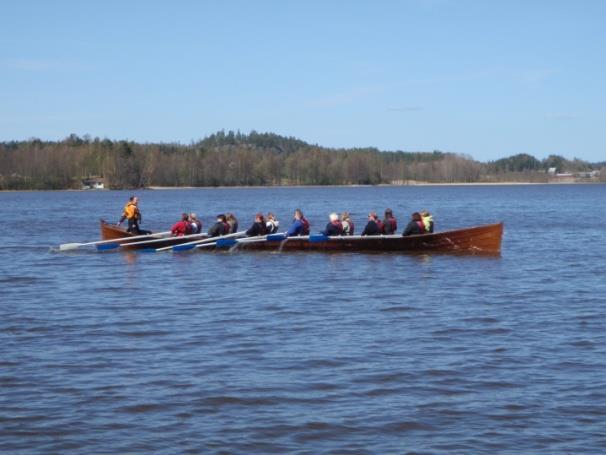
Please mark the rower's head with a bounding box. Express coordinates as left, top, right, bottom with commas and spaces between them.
255, 213, 264, 222
385, 208, 393, 217
294, 209, 303, 219
217, 214, 226, 222
181, 213, 188, 221
368, 211, 377, 220
421, 210, 430, 217
189, 212, 198, 221
329, 213, 339, 222
412, 212, 422, 221
341, 211, 350, 221
132, 196, 138, 204
267, 212, 275, 220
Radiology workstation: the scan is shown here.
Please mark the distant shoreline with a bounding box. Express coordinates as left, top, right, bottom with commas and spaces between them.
1, 181, 604, 192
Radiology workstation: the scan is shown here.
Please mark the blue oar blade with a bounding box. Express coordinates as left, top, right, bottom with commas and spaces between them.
216, 238, 238, 248
266, 234, 287, 242
96, 243, 120, 251
173, 243, 196, 252
309, 234, 329, 243
140, 247, 156, 253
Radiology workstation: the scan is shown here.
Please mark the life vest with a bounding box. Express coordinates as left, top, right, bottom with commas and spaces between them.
223, 222, 231, 234
348, 220, 355, 235
416, 220, 425, 233
191, 221, 202, 234
123, 202, 138, 220
384, 217, 397, 234
301, 217, 310, 235
375, 219, 384, 233
331, 220, 343, 235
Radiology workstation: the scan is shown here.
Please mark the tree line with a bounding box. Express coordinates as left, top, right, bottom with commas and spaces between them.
0, 131, 604, 190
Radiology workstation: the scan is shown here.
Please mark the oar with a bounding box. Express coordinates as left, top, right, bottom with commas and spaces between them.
59, 230, 171, 251
170, 231, 247, 252
98, 231, 210, 251
211, 232, 289, 249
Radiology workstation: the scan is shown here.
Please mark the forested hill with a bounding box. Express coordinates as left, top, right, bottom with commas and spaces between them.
0, 131, 603, 189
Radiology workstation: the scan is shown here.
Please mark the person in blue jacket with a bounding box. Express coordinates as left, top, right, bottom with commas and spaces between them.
286, 209, 310, 236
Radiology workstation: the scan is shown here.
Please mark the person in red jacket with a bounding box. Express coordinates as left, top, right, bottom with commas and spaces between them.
171, 213, 192, 236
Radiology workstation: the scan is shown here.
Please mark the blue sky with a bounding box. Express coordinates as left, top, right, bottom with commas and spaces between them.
1, 0, 604, 161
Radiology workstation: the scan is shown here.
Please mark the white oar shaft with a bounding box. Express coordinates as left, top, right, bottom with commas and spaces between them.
59, 230, 171, 250
159, 230, 247, 252
120, 232, 208, 247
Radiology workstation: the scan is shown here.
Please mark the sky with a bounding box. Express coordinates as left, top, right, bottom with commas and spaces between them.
1, 0, 605, 162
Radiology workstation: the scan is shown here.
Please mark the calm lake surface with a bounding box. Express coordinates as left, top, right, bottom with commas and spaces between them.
1, 184, 605, 453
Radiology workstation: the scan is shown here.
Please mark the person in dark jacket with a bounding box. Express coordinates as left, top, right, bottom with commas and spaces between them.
361, 212, 381, 236
246, 213, 268, 237
402, 212, 426, 236
382, 208, 398, 234
322, 213, 343, 236
208, 214, 229, 237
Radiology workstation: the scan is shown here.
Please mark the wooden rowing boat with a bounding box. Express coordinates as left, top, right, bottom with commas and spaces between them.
210, 222, 504, 254
100, 220, 503, 254
99, 220, 207, 249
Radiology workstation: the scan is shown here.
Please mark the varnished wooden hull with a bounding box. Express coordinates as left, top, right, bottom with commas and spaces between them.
99, 220, 206, 250
216, 223, 503, 255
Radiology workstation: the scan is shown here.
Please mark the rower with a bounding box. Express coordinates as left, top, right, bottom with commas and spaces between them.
402, 212, 426, 236
226, 213, 239, 233
322, 213, 343, 236
382, 208, 398, 234
341, 212, 354, 236
189, 213, 202, 234
286, 209, 310, 236
246, 213, 268, 237
266, 212, 280, 234
171, 213, 192, 236
208, 214, 229, 237
361, 211, 381, 236
421, 210, 434, 233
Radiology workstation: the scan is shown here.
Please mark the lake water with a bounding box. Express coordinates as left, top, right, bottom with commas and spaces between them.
1, 184, 605, 453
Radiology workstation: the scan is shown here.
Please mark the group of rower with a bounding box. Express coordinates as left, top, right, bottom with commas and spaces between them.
118, 196, 434, 238
321, 208, 433, 237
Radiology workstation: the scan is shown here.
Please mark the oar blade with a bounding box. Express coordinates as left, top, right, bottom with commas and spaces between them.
172, 243, 196, 252
216, 238, 238, 248
59, 243, 82, 251
96, 243, 120, 251
267, 234, 287, 242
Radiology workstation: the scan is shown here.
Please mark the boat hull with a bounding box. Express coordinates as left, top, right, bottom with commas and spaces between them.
216, 223, 503, 254
99, 220, 207, 250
